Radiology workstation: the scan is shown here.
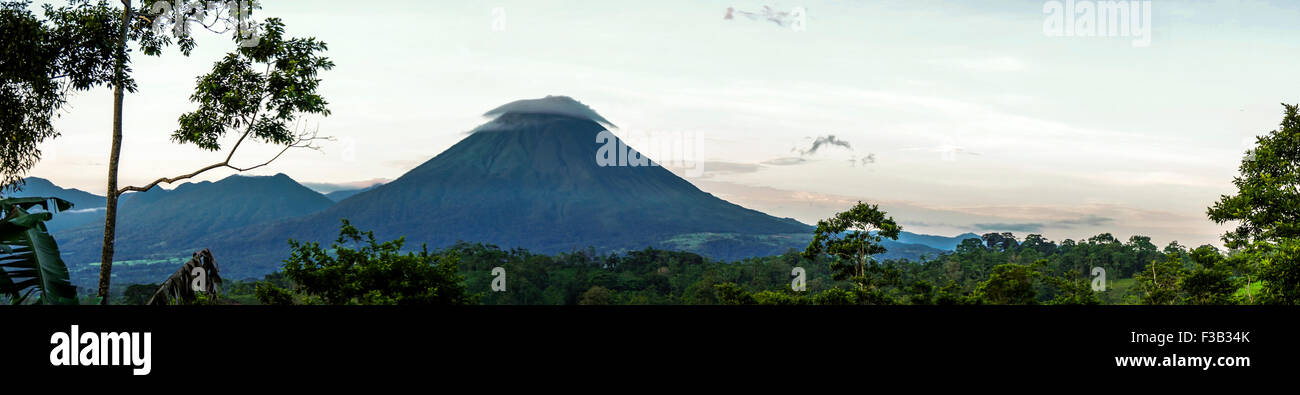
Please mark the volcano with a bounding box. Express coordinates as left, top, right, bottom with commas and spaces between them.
197, 96, 819, 277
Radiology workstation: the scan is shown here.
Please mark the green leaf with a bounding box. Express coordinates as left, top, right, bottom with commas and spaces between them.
0, 197, 78, 305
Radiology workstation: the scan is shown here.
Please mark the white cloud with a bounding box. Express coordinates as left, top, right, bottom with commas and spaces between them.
481, 95, 617, 128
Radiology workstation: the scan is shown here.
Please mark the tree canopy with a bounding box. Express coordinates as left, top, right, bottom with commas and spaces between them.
260, 220, 475, 305
802, 201, 901, 288
0, 0, 122, 190
1208, 104, 1300, 248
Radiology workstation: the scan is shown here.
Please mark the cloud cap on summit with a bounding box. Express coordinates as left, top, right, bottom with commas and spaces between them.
482, 95, 617, 129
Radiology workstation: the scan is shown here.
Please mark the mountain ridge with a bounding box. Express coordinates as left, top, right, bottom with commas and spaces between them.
51, 173, 335, 288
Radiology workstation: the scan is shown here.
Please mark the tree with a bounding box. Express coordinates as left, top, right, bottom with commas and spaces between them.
981, 232, 1018, 251
1043, 274, 1101, 305
0, 197, 77, 304
972, 263, 1040, 305
1038, 257, 1101, 305
120, 283, 156, 305
1208, 104, 1300, 249
1222, 248, 1261, 304
713, 282, 755, 305
0, 0, 120, 190
933, 282, 969, 305
750, 290, 809, 305
1251, 238, 1300, 305
0, 1, 54, 188
4, 0, 275, 303
802, 201, 901, 289
905, 280, 935, 305
254, 282, 293, 305
1125, 235, 1159, 277
1162, 241, 1187, 256
578, 285, 612, 305
267, 220, 475, 305
99, 10, 330, 303
118, 17, 332, 197
1136, 254, 1185, 305
1180, 267, 1234, 305
1021, 234, 1056, 256
1177, 245, 1235, 304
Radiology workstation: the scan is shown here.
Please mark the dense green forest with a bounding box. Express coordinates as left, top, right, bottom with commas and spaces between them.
102, 204, 1292, 306
167, 228, 1278, 306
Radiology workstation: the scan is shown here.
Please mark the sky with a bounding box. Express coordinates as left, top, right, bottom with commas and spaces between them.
24, 0, 1300, 247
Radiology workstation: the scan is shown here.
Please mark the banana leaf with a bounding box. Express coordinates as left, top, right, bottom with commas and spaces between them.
147, 249, 222, 305
0, 197, 78, 305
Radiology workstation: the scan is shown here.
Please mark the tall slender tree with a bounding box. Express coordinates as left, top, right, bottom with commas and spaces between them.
99, 0, 131, 305
101, 10, 331, 303
802, 201, 901, 289
91, 0, 275, 303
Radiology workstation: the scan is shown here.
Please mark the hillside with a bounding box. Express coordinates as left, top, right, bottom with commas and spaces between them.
6, 177, 106, 232
53, 173, 334, 289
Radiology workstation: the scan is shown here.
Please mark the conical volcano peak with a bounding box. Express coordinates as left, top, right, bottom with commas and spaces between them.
482, 95, 617, 129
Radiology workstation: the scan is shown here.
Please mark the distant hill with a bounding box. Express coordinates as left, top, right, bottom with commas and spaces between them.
54, 173, 335, 289
301, 179, 389, 194
6, 177, 106, 232
896, 231, 981, 251
8, 177, 104, 208
323, 184, 379, 202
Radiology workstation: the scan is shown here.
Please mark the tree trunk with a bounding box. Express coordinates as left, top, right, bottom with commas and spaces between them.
97, 1, 131, 305
1247, 274, 1253, 304
856, 248, 865, 290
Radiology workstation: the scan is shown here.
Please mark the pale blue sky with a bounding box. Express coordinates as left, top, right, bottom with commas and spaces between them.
27, 0, 1300, 246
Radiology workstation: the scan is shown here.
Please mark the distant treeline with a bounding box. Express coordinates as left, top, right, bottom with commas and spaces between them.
116, 230, 1290, 306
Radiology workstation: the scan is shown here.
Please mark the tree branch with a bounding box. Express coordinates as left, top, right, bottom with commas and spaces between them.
117, 124, 330, 195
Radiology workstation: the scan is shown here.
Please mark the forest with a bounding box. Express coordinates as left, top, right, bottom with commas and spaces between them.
180, 227, 1284, 306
